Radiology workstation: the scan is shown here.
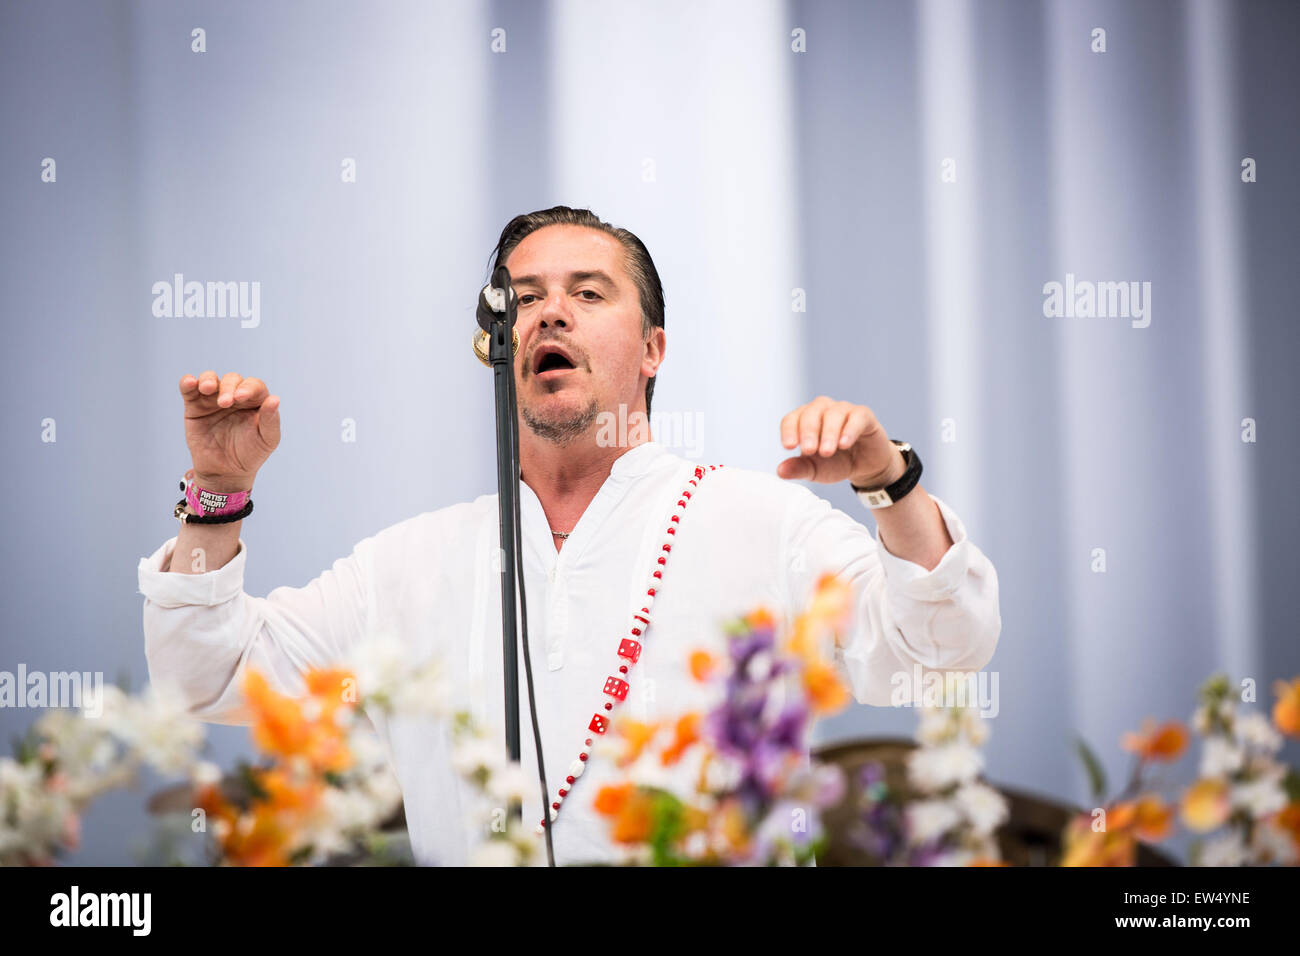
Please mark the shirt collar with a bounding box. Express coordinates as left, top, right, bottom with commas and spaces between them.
609, 440, 666, 479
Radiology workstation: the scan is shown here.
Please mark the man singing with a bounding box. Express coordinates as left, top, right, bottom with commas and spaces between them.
138, 205, 1001, 865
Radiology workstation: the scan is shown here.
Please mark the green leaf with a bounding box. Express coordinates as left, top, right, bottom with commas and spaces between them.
647, 788, 688, 867
1074, 736, 1108, 801
1282, 768, 1300, 803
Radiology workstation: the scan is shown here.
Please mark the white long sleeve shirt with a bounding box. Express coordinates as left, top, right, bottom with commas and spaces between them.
137, 440, 1000, 865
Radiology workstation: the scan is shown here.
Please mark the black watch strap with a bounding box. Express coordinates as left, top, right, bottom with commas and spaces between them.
850, 439, 922, 509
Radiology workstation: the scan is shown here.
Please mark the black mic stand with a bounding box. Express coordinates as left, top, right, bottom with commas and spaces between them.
477, 266, 555, 866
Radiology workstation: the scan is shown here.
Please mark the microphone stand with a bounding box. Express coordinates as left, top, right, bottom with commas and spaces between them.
477, 266, 555, 866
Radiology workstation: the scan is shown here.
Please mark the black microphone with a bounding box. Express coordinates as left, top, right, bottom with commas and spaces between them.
477, 267, 516, 331
474, 269, 519, 366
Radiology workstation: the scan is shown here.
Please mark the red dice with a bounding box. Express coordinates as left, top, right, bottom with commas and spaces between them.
588, 714, 608, 734
618, 639, 642, 663
603, 676, 629, 701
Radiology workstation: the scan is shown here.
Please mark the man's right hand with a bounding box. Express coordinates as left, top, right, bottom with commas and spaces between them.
180, 371, 281, 491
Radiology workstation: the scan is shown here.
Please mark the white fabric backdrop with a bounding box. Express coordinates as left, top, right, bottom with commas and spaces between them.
2, 0, 1296, 863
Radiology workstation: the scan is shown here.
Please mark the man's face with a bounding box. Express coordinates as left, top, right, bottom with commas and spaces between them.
506, 224, 660, 445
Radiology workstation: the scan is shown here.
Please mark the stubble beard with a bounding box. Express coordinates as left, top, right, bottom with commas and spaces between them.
521, 394, 600, 445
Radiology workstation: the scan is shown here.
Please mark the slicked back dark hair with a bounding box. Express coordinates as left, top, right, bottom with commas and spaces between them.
487, 206, 665, 415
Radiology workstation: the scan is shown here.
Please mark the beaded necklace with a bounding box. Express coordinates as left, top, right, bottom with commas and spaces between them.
536, 463, 722, 833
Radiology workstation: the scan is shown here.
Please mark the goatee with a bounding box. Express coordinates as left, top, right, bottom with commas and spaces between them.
521, 397, 600, 445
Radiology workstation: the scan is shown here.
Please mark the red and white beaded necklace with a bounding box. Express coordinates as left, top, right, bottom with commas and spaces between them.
536, 462, 722, 834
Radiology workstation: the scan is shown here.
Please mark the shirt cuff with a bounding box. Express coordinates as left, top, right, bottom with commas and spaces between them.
137, 535, 249, 607
866, 492, 972, 601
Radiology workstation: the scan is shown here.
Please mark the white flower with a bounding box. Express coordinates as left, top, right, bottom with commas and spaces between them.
486, 762, 535, 805
746, 651, 774, 682
319, 786, 384, 832
87, 684, 129, 724
1233, 712, 1283, 755
906, 799, 962, 845
958, 708, 991, 747
682, 830, 709, 860
347, 633, 407, 695
1230, 772, 1288, 819
471, 839, 523, 867
952, 782, 1009, 837
190, 761, 223, 787
348, 634, 452, 719
588, 733, 626, 763
1252, 819, 1299, 865
1199, 831, 1248, 867
1191, 705, 1211, 735
347, 727, 390, 768
107, 683, 204, 775
361, 767, 404, 811
1, 756, 46, 795
907, 743, 982, 792
703, 753, 745, 793
451, 736, 504, 778
1198, 736, 1244, 778
0, 759, 77, 864
627, 754, 675, 790
916, 709, 952, 746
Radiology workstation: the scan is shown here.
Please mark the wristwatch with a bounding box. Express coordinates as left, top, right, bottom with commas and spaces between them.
850, 439, 922, 509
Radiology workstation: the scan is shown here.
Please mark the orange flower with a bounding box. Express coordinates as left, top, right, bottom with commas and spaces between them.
1272, 802, 1300, 856
609, 789, 655, 844
777, 576, 854, 716
1130, 794, 1173, 843
260, 767, 323, 814
715, 797, 752, 856
1107, 801, 1137, 831
803, 660, 851, 715
689, 650, 716, 682
593, 783, 634, 818
304, 668, 357, 715
1060, 813, 1136, 867
744, 607, 775, 632
223, 809, 293, 867
243, 669, 354, 774
1181, 777, 1231, 833
195, 774, 297, 867
969, 858, 1010, 866
594, 784, 655, 844
660, 713, 701, 766
1273, 678, 1300, 737
806, 573, 852, 630
786, 575, 851, 660
1121, 719, 1188, 762
612, 719, 660, 768
244, 671, 311, 759
681, 803, 711, 835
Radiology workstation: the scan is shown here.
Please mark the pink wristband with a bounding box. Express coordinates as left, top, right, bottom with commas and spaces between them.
185, 479, 251, 517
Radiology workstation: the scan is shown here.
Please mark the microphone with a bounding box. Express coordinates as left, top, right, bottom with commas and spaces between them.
473, 278, 519, 367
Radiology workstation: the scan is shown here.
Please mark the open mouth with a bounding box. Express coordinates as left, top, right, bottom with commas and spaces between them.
532, 344, 578, 377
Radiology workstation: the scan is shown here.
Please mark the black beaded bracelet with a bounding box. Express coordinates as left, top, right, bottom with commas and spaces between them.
173, 496, 254, 524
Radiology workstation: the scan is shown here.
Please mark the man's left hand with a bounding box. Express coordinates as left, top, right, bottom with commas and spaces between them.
777, 396, 905, 488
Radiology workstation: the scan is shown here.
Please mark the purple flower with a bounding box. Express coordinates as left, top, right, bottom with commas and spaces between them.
728, 628, 775, 668
811, 764, 847, 808
859, 761, 885, 789
768, 702, 809, 750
